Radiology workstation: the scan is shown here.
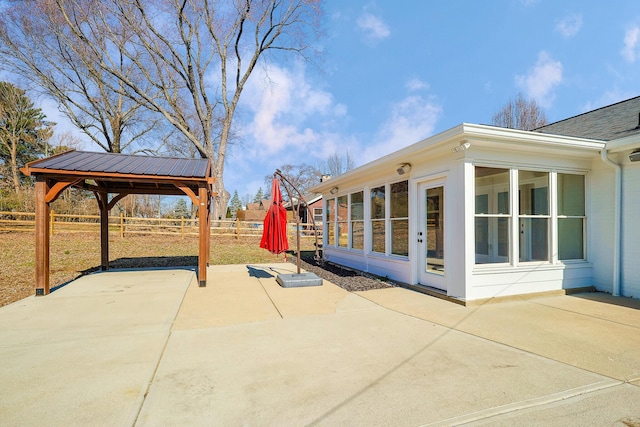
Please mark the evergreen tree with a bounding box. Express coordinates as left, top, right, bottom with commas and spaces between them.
0, 82, 53, 193
253, 187, 264, 203
172, 198, 190, 218
228, 190, 243, 218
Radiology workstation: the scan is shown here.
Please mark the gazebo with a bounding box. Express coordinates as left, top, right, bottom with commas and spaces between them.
21, 150, 215, 295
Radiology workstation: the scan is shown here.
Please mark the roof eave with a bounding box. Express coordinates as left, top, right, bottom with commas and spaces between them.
23, 168, 210, 183
605, 133, 640, 153
310, 123, 605, 194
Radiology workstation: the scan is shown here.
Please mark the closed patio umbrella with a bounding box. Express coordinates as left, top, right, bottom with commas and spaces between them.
260, 177, 289, 255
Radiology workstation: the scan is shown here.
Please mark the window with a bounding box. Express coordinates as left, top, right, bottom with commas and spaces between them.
557, 173, 585, 260
326, 198, 335, 246
475, 167, 510, 264
350, 191, 364, 250
390, 180, 409, 256
370, 185, 385, 253
337, 195, 348, 247
519, 170, 549, 262
313, 208, 323, 223
426, 186, 444, 273
474, 166, 587, 266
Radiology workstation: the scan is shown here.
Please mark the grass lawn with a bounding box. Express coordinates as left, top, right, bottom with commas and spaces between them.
0, 232, 315, 307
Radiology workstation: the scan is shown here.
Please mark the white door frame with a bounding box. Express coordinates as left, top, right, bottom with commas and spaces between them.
417, 179, 447, 291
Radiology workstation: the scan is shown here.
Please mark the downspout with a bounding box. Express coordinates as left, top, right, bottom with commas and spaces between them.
600, 148, 621, 296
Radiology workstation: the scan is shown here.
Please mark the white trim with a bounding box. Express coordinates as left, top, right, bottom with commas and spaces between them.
310, 123, 604, 195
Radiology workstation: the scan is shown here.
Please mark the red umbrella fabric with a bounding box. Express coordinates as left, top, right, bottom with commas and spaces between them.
260, 178, 289, 254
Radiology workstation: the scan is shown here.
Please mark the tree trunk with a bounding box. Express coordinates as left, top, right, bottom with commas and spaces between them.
10, 138, 20, 193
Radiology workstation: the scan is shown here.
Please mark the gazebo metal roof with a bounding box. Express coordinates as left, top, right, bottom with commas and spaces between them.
21, 150, 214, 296
30, 150, 210, 177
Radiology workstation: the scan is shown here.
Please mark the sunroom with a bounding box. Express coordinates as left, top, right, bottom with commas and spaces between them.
311, 123, 604, 303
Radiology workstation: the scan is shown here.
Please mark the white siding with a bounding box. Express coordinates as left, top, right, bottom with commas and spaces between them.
589, 159, 616, 294
469, 265, 593, 300
621, 162, 640, 298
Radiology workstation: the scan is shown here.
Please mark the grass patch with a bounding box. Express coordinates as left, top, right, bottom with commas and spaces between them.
0, 232, 316, 307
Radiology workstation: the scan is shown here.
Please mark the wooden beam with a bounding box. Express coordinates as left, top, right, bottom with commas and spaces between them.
198, 185, 208, 287
34, 177, 51, 295
82, 182, 191, 196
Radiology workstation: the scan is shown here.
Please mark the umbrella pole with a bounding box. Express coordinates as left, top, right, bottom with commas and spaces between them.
274, 169, 322, 273
277, 174, 301, 274
269, 170, 322, 289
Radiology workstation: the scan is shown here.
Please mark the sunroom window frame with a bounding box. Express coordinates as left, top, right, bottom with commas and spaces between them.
473, 164, 588, 268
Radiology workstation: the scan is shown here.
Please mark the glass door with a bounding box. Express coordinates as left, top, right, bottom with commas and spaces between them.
418, 182, 446, 290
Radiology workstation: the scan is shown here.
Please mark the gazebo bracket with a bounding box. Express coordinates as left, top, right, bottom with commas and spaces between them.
107, 193, 128, 211
44, 178, 83, 204
174, 183, 200, 206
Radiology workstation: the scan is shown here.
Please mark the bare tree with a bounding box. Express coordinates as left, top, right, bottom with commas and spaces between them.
492, 93, 548, 131
0, 1, 167, 154
36, 0, 322, 217
318, 150, 355, 178
47, 131, 84, 155
266, 163, 321, 199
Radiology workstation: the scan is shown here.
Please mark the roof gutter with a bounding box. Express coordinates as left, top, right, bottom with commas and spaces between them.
599, 148, 621, 296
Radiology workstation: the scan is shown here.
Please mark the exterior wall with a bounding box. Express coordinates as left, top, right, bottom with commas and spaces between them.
589, 158, 616, 294
621, 159, 640, 298
464, 146, 595, 301
322, 149, 465, 294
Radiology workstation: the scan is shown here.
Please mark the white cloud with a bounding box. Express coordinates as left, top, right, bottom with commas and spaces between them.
362, 95, 442, 163
555, 14, 582, 38
357, 12, 390, 41
621, 26, 640, 63
516, 51, 563, 108
581, 90, 635, 113
405, 78, 430, 92
242, 64, 347, 156
224, 62, 357, 195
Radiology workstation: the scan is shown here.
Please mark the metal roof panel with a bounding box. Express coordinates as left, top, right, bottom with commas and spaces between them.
26, 151, 210, 179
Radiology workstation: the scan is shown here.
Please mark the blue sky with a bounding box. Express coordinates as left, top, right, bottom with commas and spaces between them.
39, 0, 640, 204
224, 0, 640, 200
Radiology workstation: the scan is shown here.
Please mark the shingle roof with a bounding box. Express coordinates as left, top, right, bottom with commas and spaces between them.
26, 150, 210, 179
535, 96, 640, 141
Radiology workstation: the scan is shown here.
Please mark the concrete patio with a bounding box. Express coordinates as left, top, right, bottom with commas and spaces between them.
0, 263, 639, 426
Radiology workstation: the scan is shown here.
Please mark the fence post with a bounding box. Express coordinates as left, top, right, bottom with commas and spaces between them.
181, 216, 185, 240
49, 210, 55, 236
235, 218, 240, 239
120, 212, 124, 238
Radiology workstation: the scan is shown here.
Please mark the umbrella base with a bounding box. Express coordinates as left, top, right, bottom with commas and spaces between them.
276, 273, 322, 288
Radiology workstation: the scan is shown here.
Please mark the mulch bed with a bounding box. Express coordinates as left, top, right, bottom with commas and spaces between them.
287, 251, 397, 292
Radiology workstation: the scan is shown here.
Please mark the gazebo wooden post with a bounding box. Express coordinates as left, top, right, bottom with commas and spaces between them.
206, 193, 212, 266
96, 193, 109, 270
34, 176, 51, 296
198, 185, 208, 286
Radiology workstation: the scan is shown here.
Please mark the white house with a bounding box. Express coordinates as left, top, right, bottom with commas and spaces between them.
310, 97, 640, 303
